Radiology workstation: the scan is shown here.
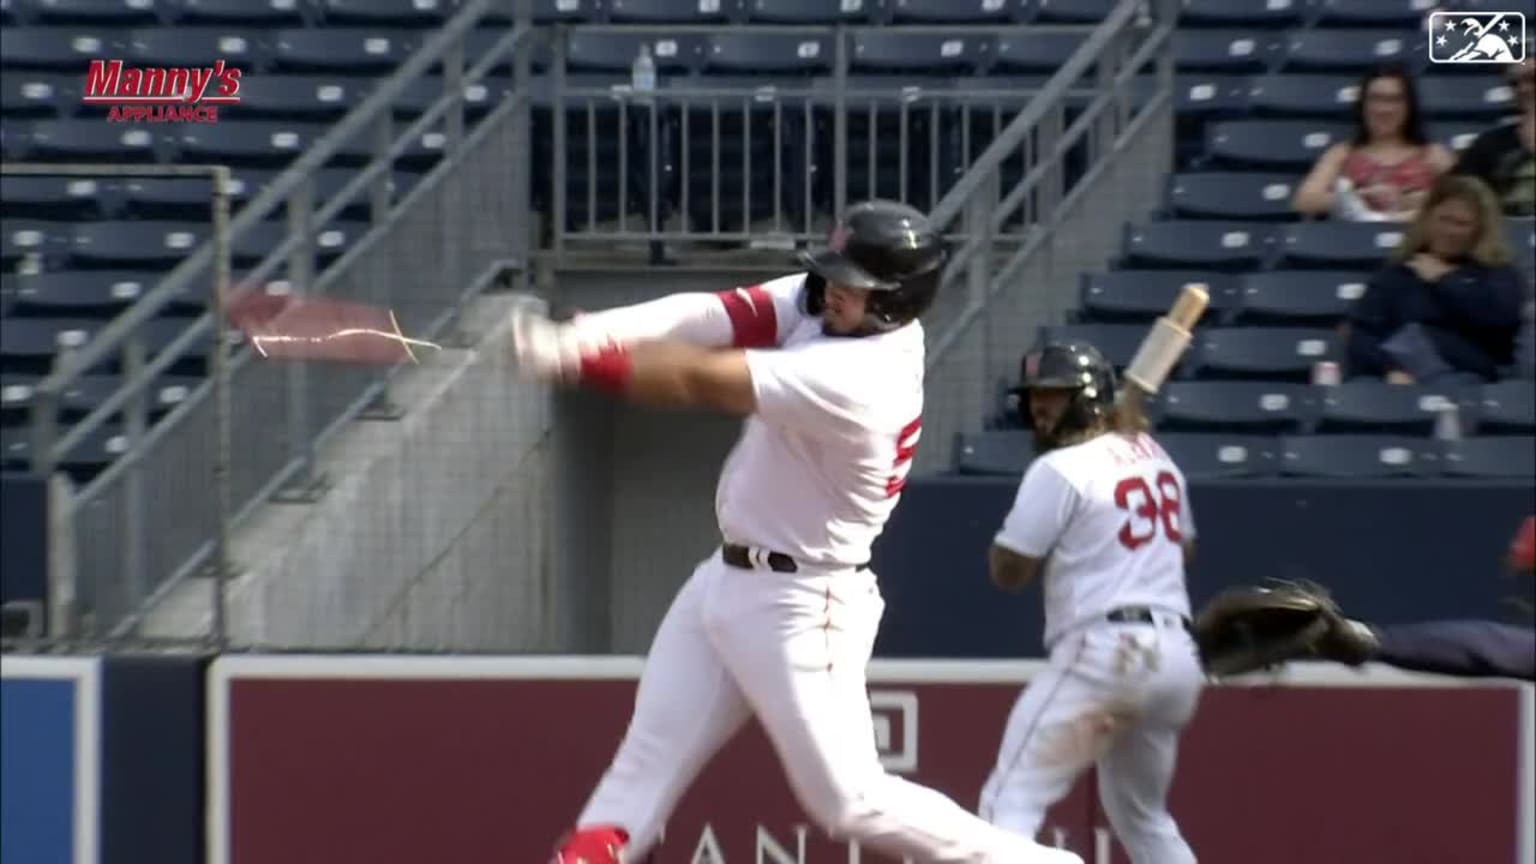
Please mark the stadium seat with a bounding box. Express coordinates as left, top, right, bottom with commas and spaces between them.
1178, 0, 1304, 28
481, 0, 605, 23
124, 27, 265, 69
175, 121, 397, 168
1442, 436, 1536, 479
889, 0, 1018, 23
1313, 380, 1463, 434
173, 0, 309, 26
0, 176, 104, 220
704, 31, 834, 75
25, 0, 160, 25
565, 31, 705, 73
24, 120, 161, 163
69, 222, 208, 268
1154, 432, 1279, 478
271, 28, 418, 74
0, 428, 35, 471
1310, 0, 1431, 28
955, 429, 1032, 476
0, 373, 199, 424
1418, 76, 1518, 119
4, 270, 198, 316
1476, 381, 1536, 434
1204, 119, 1350, 169
1249, 74, 1360, 117
1120, 221, 1270, 270
1172, 30, 1277, 73
0, 317, 101, 373
1036, 323, 1162, 371
851, 30, 992, 75
1171, 75, 1254, 117
1031, 0, 1116, 23
233, 74, 360, 120
1194, 326, 1338, 380
991, 29, 1086, 74
747, 0, 871, 23
1165, 173, 1297, 220
1433, 120, 1488, 154
1279, 434, 1433, 477
1232, 271, 1369, 324
0, 73, 74, 118
608, 0, 739, 21
229, 219, 369, 267
1276, 29, 1418, 73
119, 175, 263, 220
318, 0, 451, 27
0, 27, 117, 70
1157, 381, 1310, 433
1277, 222, 1407, 269
2, 220, 72, 269
1079, 271, 1233, 324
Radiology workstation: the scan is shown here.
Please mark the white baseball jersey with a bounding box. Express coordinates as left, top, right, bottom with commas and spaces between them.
994, 431, 1196, 648
713, 273, 925, 568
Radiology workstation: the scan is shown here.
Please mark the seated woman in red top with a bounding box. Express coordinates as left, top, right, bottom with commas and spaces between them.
1293, 64, 1456, 222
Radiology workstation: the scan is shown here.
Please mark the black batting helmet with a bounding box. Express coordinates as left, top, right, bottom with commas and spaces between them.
799, 200, 946, 334
1012, 341, 1117, 451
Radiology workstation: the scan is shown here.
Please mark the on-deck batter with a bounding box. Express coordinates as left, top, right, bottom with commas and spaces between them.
982, 341, 1202, 864
511, 200, 1083, 864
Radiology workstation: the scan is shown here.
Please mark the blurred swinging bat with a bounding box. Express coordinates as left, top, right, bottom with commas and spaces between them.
223, 286, 442, 365
1114, 282, 1210, 432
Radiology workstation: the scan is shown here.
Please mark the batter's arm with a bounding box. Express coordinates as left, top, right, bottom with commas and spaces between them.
989, 546, 1043, 593
569, 275, 802, 351
576, 339, 756, 416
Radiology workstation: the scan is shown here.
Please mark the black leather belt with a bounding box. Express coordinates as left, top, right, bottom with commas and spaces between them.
721, 543, 869, 574
1107, 606, 1192, 631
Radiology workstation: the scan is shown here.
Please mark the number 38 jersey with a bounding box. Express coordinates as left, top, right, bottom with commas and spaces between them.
994, 431, 1195, 649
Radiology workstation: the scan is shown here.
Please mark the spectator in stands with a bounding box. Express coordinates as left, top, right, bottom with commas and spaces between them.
1293, 65, 1455, 222
1343, 174, 1528, 384
1454, 56, 1534, 218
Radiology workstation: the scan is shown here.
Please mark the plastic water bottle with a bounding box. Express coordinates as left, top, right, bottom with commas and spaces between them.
631, 43, 656, 93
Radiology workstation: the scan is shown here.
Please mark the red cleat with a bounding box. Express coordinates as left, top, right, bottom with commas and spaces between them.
550, 825, 629, 864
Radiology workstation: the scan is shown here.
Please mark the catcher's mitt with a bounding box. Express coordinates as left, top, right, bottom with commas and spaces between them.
1193, 581, 1363, 677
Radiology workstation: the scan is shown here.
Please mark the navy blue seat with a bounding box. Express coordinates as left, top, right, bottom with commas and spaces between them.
1313, 380, 1463, 435
1277, 221, 1407, 269
992, 30, 1084, 73
1120, 221, 1270, 270
318, 0, 451, 27
1249, 74, 1361, 117
1476, 381, 1536, 434
0, 317, 101, 374
481, 0, 606, 23
955, 429, 1032, 476
1205, 119, 1350, 169
1279, 434, 1433, 477
566, 30, 705, 74
1232, 271, 1369, 324
1311, 0, 1432, 28
25, 0, 160, 25
0, 176, 105, 220
1418, 76, 1519, 119
1178, 0, 1303, 27
1079, 272, 1232, 324
0, 28, 117, 70
69, 221, 208, 268
1155, 432, 1279, 478
1157, 381, 1310, 433
271, 28, 418, 74
609, 0, 739, 21
0, 73, 74, 118
125, 27, 266, 69
1166, 173, 1297, 220
0, 373, 199, 425
233, 74, 360, 120
851, 30, 991, 75
1171, 75, 1254, 117
4, 270, 197, 316
173, 0, 309, 26
1276, 29, 1419, 73
1194, 326, 1338, 381
1, 220, 71, 269
1442, 436, 1536, 479
1037, 323, 1161, 371
118, 175, 264, 220
175, 120, 324, 167
1172, 30, 1277, 73
25, 119, 161, 162
889, 0, 1018, 23
229, 219, 368, 267
1030, 0, 1115, 23
704, 31, 833, 75
746, 0, 871, 22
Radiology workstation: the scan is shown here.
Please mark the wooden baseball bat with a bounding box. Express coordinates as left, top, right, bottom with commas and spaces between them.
1115, 282, 1210, 432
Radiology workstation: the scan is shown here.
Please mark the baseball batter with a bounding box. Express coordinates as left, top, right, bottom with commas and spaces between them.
512, 201, 1082, 864
981, 342, 1201, 864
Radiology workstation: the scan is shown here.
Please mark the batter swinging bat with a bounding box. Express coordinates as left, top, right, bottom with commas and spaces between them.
1114, 282, 1209, 432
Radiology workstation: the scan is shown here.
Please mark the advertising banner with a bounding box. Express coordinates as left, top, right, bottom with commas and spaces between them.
1, 656, 101, 864
209, 657, 1532, 864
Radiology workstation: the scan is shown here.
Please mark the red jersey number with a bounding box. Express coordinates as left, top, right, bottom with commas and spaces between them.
1113, 471, 1184, 550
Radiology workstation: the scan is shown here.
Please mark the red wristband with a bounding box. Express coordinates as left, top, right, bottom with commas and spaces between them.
578, 341, 633, 395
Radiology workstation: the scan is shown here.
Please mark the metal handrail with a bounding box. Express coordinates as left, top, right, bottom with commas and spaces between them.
30, 0, 532, 401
